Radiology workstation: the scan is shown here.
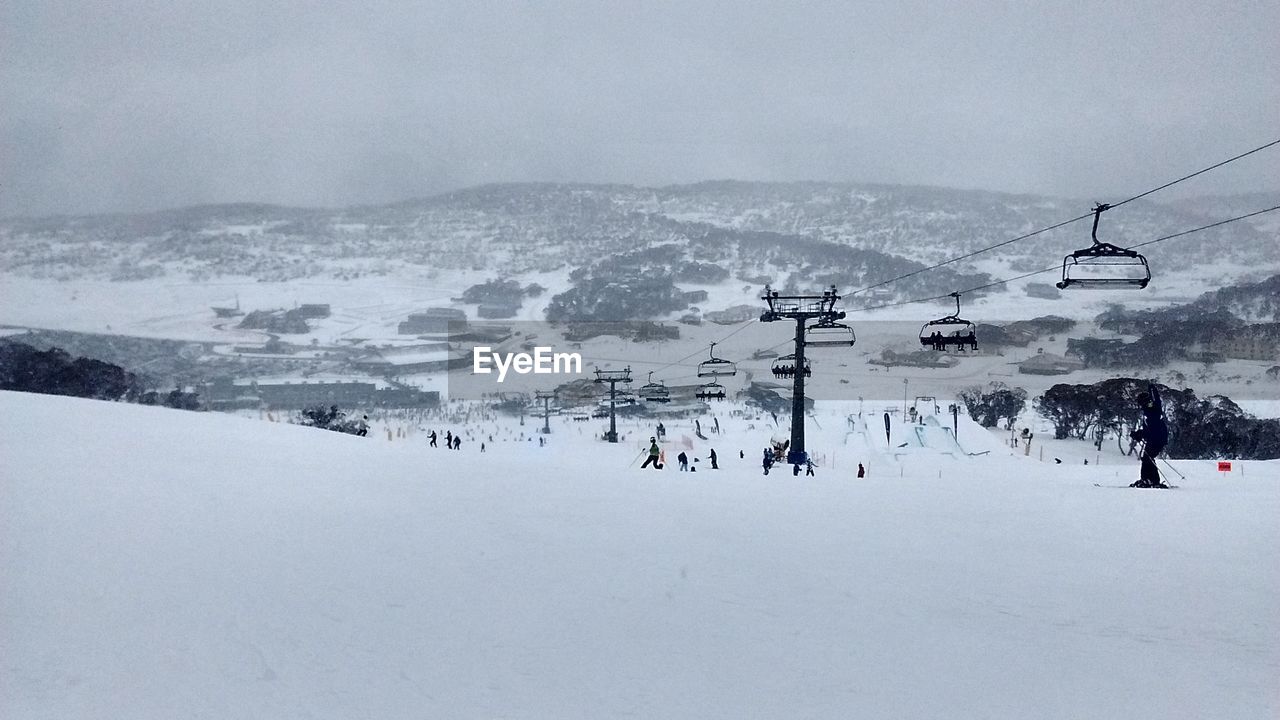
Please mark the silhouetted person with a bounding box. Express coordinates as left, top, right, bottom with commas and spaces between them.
1130, 384, 1170, 488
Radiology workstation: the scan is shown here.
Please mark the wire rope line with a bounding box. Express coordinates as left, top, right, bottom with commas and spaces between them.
847, 138, 1280, 297
848, 205, 1280, 314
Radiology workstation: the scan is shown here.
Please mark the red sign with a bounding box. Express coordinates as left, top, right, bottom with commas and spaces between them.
1218, 461, 1232, 472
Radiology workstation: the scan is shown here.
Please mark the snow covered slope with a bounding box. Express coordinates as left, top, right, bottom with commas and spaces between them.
1, 391, 1277, 719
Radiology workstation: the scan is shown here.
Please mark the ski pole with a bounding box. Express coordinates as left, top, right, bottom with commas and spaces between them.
1158, 455, 1186, 480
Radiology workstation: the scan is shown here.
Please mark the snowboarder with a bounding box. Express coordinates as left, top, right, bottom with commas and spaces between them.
857, 463, 865, 478
1129, 384, 1170, 488
709, 448, 718, 469
677, 451, 689, 471
429, 431, 438, 447
641, 438, 662, 470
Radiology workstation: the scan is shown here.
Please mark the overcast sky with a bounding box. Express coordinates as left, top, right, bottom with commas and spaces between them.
2, 0, 1277, 216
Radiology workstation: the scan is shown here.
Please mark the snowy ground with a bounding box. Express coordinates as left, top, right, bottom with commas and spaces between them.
2, 390, 1276, 719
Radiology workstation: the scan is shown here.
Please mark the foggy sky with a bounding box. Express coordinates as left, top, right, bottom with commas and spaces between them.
3, 0, 1277, 217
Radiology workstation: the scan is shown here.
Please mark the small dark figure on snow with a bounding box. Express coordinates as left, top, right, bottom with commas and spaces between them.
641, 438, 662, 470
857, 463, 865, 479
762, 448, 774, 475
677, 451, 689, 471
739, 450, 744, 459
1129, 384, 1170, 488
356, 415, 369, 437
452, 436, 462, 450
446, 431, 453, 447
481, 442, 486, 453
429, 430, 438, 447
805, 459, 815, 476
709, 448, 718, 469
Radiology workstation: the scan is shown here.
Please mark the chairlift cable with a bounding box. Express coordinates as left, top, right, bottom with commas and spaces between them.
847, 138, 1280, 297
848, 205, 1280, 314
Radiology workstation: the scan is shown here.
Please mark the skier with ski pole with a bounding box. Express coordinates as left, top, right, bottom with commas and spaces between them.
1129, 383, 1170, 488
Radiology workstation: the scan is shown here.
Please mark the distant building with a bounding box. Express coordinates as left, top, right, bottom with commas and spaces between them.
1206, 327, 1280, 362
238, 309, 310, 334
704, 305, 758, 325
1018, 352, 1085, 376
1067, 337, 1126, 366
203, 376, 439, 410
297, 304, 331, 319
477, 303, 520, 319
398, 307, 469, 335
1024, 283, 1061, 300
350, 342, 468, 374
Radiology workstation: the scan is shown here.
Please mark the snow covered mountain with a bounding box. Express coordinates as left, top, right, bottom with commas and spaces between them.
2, 183, 1274, 305
2, 389, 1277, 718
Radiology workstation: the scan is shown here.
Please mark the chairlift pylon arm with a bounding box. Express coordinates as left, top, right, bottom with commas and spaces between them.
1091, 202, 1112, 245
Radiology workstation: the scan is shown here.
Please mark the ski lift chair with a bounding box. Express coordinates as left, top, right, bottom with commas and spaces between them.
805, 320, 856, 347
1056, 203, 1151, 290
919, 292, 978, 351
770, 353, 811, 379
638, 372, 671, 403
695, 382, 727, 401
697, 342, 737, 377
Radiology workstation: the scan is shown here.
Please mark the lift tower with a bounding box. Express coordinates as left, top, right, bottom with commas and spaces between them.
535, 390, 556, 434
592, 367, 632, 443
760, 285, 851, 466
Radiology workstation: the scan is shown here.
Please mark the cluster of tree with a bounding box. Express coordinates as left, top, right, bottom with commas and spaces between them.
295, 405, 366, 435
1034, 377, 1279, 459
560, 321, 680, 342
546, 275, 690, 322
460, 278, 544, 307
958, 382, 1028, 429
0, 342, 200, 409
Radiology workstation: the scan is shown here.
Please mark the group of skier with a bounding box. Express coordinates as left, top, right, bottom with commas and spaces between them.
640, 438, 720, 471
427, 429, 463, 450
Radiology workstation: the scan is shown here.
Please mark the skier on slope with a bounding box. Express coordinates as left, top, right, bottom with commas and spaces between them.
1129, 383, 1170, 488
641, 438, 662, 470
762, 448, 775, 475
677, 451, 689, 471
709, 448, 718, 469
429, 430, 438, 447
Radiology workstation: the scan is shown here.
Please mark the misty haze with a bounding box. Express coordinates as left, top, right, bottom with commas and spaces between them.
2, 2, 1278, 719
